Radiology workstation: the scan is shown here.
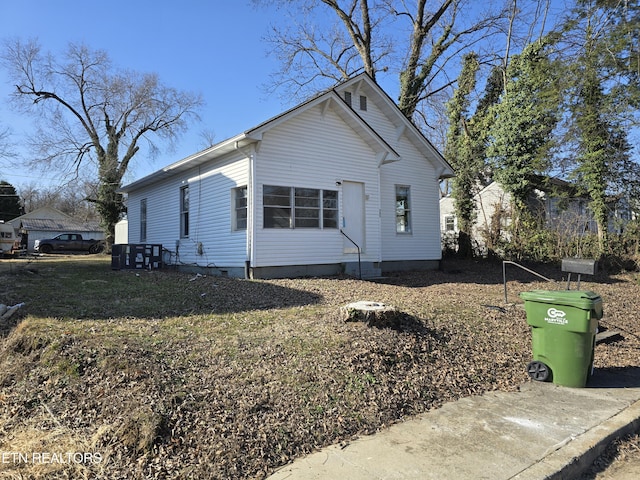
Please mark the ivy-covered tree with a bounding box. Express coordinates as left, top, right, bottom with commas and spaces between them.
444, 52, 481, 256
486, 37, 561, 221
566, 0, 638, 256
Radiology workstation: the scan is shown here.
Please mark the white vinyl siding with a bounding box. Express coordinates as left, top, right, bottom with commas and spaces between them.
252, 105, 381, 267
126, 154, 249, 268
358, 95, 442, 261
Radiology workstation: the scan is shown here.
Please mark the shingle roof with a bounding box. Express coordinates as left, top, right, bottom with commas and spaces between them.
19, 218, 101, 232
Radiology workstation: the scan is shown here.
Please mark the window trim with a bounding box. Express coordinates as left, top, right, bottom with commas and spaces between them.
294, 187, 320, 228
359, 95, 367, 111
180, 185, 189, 238
444, 215, 455, 232
263, 185, 338, 229
233, 186, 248, 231
140, 198, 147, 242
395, 185, 412, 234
322, 189, 338, 229
264, 185, 293, 228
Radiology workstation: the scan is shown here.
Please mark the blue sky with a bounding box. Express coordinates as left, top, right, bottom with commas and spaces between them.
2, 1, 635, 192
0, 0, 309, 188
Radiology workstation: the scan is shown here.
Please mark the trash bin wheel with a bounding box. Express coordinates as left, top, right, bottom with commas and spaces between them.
527, 361, 551, 382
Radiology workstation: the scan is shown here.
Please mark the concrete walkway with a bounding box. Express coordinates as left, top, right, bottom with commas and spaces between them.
267, 368, 640, 480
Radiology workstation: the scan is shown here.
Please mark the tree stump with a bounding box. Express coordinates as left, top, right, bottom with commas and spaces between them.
341, 301, 402, 328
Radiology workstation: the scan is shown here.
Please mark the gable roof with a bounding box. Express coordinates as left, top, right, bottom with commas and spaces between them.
334, 74, 454, 179
121, 73, 453, 193
18, 217, 102, 233
7, 206, 101, 233
9, 206, 71, 222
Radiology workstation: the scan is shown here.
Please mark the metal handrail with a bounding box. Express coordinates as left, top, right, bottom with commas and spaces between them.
503, 261, 555, 303
340, 229, 362, 279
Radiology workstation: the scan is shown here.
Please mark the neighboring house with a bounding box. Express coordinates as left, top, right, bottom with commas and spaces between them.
7, 206, 104, 252
607, 195, 638, 234
119, 73, 454, 278
440, 178, 597, 255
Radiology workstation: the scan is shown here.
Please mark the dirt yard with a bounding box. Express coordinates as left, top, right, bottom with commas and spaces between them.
0, 257, 638, 479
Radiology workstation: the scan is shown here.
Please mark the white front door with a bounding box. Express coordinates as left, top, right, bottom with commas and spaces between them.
342, 181, 365, 253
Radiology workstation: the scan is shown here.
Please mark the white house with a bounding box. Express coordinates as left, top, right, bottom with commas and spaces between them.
7, 206, 104, 252
440, 178, 599, 255
119, 74, 454, 278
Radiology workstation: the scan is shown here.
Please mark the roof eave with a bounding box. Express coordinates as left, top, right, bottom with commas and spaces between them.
120, 133, 257, 193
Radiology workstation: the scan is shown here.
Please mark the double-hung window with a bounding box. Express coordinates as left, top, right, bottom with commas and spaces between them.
234, 186, 248, 230
444, 215, 455, 232
396, 185, 411, 233
180, 185, 189, 238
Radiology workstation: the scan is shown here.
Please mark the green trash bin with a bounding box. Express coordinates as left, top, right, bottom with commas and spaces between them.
520, 290, 603, 388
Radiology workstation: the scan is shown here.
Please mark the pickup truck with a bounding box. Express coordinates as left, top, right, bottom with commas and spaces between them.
34, 233, 105, 254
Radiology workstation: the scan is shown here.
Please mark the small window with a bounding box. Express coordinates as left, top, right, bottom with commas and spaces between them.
180, 185, 189, 238
264, 185, 292, 228
140, 198, 147, 242
234, 186, 248, 230
445, 215, 455, 232
396, 185, 411, 233
344, 91, 352, 107
359, 95, 367, 111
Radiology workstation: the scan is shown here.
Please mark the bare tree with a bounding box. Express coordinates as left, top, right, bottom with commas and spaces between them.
1, 39, 203, 248
0, 123, 13, 159
199, 129, 217, 149
258, 0, 508, 121
18, 180, 100, 220
261, 0, 393, 98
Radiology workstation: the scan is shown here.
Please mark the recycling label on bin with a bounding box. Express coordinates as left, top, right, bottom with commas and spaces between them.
545, 307, 568, 325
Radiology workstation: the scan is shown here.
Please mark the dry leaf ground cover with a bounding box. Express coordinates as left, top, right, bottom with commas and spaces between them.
0, 256, 638, 479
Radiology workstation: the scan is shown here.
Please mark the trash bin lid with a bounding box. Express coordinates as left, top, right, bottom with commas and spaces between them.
519, 290, 602, 310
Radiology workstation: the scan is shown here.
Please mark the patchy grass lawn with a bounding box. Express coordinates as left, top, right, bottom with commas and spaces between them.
0, 255, 638, 479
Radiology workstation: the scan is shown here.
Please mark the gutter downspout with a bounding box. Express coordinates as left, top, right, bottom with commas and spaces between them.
377, 153, 387, 271
236, 141, 256, 279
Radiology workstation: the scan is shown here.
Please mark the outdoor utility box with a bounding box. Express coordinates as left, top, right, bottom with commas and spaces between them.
112, 244, 163, 270
520, 290, 603, 388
